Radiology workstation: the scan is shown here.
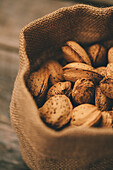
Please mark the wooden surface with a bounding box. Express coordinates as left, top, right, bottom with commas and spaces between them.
0, 0, 112, 169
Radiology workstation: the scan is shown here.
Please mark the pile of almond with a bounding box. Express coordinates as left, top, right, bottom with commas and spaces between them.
27, 41, 113, 130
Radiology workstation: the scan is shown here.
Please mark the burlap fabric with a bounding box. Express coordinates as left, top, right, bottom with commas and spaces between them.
10, 4, 113, 170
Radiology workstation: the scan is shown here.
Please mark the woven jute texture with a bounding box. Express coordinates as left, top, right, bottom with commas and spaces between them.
10, 4, 113, 170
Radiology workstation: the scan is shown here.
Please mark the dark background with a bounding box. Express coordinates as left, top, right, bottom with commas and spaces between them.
0, 0, 112, 169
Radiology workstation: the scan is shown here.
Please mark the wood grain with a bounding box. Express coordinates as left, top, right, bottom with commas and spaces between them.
0, 48, 30, 169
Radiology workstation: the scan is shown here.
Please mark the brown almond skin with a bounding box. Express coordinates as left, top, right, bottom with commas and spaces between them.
72, 78, 95, 105
39, 95, 73, 129
27, 66, 49, 107
108, 111, 113, 120
63, 62, 94, 70
70, 104, 102, 127
108, 47, 113, 63
46, 60, 64, 85
88, 44, 107, 67
95, 66, 106, 77
100, 78, 113, 99
62, 46, 83, 63
47, 81, 72, 99
63, 62, 103, 83
101, 111, 113, 128
106, 63, 113, 79
95, 85, 112, 111
66, 41, 92, 65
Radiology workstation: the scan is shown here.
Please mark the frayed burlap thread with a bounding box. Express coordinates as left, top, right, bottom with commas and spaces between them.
10, 4, 113, 170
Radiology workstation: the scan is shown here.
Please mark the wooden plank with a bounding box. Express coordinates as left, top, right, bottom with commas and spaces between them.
0, 0, 75, 47
76, 0, 113, 7
65, 0, 113, 7
0, 123, 30, 170
0, 49, 30, 169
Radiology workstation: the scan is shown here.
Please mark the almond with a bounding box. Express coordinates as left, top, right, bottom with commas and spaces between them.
108, 110, 113, 120
46, 60, 64, 85
87, 44, 107, 67
62, 46, 83, 63
63, 62, 103, 83
101, 111, 112, 128
106, 63, 113, 79
47, 81, 72, 99
72, 78, 95, 105
39, 95, 73, 129
108, 47, 113, 63
27, 66, 49, 107
95, 66, 106, 77
95, 85, 112, 111
100, 78, 113, 99
70, 104, 101, 127
66, 41, 92, 65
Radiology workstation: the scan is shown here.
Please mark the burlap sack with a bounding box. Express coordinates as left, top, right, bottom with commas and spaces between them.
10, 4, 113, 170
